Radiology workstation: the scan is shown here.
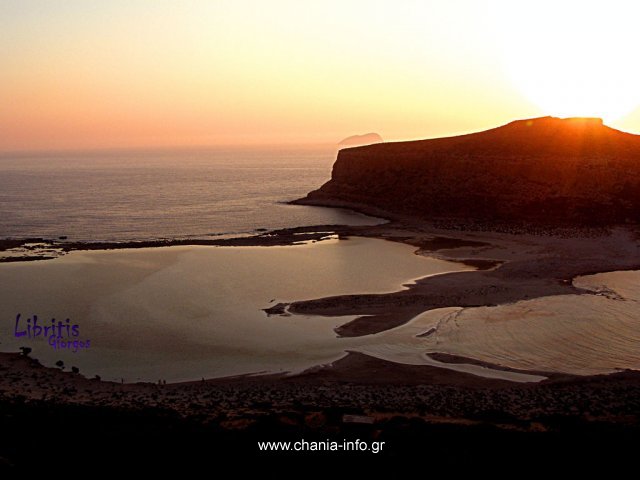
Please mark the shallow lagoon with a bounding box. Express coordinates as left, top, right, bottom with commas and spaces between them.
0, 237, 470, 381
3, 236, 637, 382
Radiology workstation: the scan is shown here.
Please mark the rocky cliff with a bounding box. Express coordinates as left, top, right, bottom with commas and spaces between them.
297, 117, 640, 225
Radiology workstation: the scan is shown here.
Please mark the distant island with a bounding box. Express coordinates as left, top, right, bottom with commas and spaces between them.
301, 117, 640, 226
338, 132, 383, 146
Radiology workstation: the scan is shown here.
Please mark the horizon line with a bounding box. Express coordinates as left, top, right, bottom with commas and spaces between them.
2, 115, 638, 157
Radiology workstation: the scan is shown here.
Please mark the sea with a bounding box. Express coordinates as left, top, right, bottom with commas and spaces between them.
0, 146, 379, 242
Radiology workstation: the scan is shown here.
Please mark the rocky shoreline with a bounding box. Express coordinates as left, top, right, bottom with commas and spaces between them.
2, 350, 640, 466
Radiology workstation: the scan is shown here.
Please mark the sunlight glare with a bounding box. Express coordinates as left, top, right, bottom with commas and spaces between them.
491, 0, 640, 122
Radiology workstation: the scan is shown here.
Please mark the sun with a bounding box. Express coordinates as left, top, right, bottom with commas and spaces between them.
491, 0, 640, 122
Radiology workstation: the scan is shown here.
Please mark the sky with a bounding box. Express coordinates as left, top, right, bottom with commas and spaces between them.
2, 0, 640, 151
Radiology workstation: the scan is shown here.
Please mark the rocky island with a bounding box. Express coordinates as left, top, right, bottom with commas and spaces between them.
338, 132, 383, 147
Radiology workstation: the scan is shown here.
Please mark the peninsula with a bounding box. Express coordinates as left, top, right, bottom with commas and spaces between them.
299, 117, 640, 226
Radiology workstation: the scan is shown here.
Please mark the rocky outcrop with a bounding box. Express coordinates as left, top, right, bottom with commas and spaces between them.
298, 117, 640, 225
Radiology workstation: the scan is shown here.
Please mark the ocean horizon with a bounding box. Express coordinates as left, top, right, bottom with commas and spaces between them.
0, 145, 381, 242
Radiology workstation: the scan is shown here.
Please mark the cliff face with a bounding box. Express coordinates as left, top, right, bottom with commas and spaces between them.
298, 117, 640, 225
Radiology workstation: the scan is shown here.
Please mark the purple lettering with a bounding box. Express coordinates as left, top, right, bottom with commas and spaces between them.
14, 314, 26, 337
32, 315, 42, 337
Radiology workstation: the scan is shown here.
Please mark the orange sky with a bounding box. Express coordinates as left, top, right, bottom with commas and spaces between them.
2, 0, 640, 151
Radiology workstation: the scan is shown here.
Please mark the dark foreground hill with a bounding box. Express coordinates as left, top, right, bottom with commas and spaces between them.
298, 117, 640, 225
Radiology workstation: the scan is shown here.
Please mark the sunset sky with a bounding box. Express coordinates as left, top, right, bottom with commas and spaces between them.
2, 0, 640, 151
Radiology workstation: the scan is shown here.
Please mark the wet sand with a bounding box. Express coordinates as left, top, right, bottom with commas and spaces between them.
287, 222, 640, 338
